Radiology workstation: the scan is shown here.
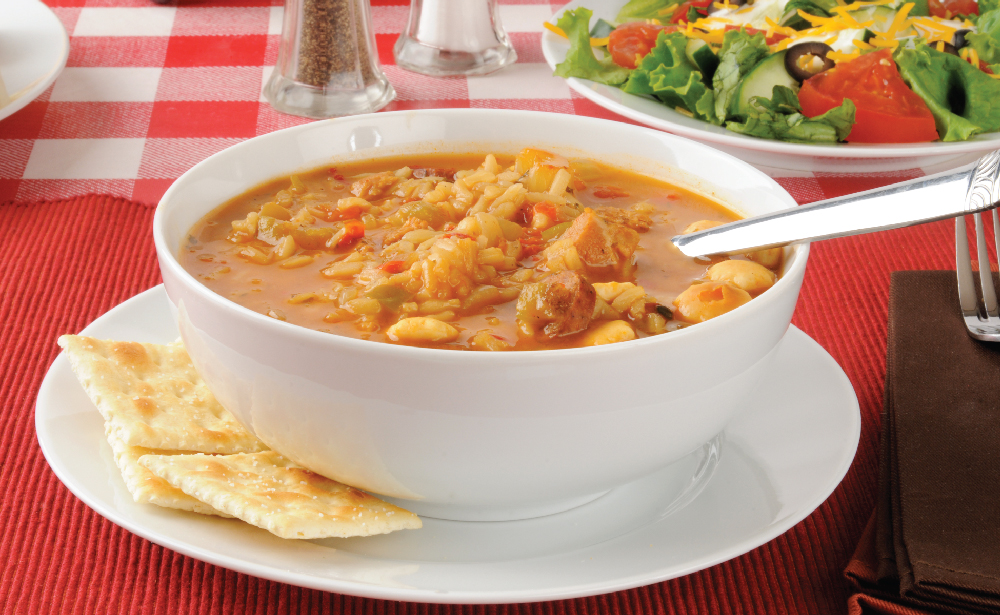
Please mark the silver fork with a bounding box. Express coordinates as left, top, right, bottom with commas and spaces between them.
956, 151, 1000, 341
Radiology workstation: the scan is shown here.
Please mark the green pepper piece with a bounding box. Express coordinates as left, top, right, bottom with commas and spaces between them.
366, 284, 413, 312
542, 220, 574, 241
409, 202, 448, 228
290, 227, 334, 250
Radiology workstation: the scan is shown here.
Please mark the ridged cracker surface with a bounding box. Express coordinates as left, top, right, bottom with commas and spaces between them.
139, 451, 422, 539
106, 427, 231, 518
58, 335, 265, 454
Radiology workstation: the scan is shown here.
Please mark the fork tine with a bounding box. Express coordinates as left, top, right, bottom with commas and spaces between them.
975, 212, 999, 317
957, 215, 980, 318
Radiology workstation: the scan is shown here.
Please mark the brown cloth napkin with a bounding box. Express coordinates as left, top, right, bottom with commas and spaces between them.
845, 271, 1000, 615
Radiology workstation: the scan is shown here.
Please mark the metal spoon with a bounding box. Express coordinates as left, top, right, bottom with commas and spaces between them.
671, 150, 1000, 258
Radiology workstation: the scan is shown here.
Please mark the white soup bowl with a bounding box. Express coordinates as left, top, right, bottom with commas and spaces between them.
153, 109, 808, 521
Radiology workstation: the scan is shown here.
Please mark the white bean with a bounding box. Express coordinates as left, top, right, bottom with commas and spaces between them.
386, 317, 459, 343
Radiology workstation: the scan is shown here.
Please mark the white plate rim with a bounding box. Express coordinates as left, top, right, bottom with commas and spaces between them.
541, 0, 1000, 161
36, 285, 862, 604
0, 0, 70, 123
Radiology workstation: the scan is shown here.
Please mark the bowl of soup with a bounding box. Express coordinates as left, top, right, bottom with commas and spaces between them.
153, 109, 808, 521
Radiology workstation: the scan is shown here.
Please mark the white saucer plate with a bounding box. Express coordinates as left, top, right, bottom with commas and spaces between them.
0, 0, 69, 122
36, 286, 860, 604
541, 0, 995, 173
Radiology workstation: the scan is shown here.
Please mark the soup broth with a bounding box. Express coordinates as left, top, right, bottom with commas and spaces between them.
179, 150, 780, 350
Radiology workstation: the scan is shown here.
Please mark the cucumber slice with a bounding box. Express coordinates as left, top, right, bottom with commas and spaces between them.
732, 50, 799, 118
853, 6, 916, 37
590, 18, 616, 39
685, 38, 719, 81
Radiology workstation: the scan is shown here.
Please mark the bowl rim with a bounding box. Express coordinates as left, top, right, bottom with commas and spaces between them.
153, 108, 810, 362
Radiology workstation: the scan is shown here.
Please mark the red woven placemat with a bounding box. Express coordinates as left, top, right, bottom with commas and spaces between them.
0, 194, 957, 614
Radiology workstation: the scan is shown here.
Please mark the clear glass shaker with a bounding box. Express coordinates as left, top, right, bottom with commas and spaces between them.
264, 0, 395, 118
394, 0, 517, 77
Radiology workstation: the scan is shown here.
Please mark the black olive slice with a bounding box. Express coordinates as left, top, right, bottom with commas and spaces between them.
707, 0, 747, 15
784, 42, 836, 82
953, 29, 971, 50
935, 41, 960, 56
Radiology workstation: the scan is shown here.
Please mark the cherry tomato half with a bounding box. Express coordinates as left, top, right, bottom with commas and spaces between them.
798, 49, 938, 143
608, 22, 678, 69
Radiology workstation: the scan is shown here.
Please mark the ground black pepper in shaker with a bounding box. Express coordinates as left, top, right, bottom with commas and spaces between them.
264, 0, 393, 118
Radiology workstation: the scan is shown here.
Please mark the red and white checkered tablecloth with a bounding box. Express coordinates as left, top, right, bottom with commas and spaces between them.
0, 0, 941, 207
1, 3, 966, 612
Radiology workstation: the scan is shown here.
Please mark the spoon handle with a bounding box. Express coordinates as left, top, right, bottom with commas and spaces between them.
672, 151, 1000, 258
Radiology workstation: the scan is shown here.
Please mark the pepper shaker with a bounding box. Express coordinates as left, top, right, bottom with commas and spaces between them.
264, 0, 394, 118
394, 0, 516, 76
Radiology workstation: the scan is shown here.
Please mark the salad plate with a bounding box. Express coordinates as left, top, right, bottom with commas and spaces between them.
36, 285, 860, 603
542, 0, 998, 173
0, 0, 70, 122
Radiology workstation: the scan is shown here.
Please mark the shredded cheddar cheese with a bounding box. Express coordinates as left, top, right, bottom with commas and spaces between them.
543, 21, 611, 47
886, 3, 914, 38
546, 0, 983, 73
960, 46, 981, 68
763, 16, 799, 37
869, 37, 899, 48
828, 50, 861, 62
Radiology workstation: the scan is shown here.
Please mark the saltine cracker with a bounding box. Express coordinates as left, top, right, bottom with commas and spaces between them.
58, 335, 265, 454
139, 451, 422, 539
106, 426, 231, 518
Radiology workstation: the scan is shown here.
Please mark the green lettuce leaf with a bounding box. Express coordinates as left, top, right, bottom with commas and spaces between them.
553, 8, 631, 86
726, 85, 855, 142
968, 9, 1000, 66
906, 0, 930, 16
895, 44, 1000, 141
712, 29, 771, 123
982, 0, 1000, 14
623, 32, 719, 123
615, 0, 675, 22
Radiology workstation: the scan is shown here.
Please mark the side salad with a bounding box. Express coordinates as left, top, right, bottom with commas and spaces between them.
548, 0, 1000, 143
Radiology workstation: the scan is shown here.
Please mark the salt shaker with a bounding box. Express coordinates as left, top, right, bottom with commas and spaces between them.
394, 0, 517, 76
264, 0, 394, 118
